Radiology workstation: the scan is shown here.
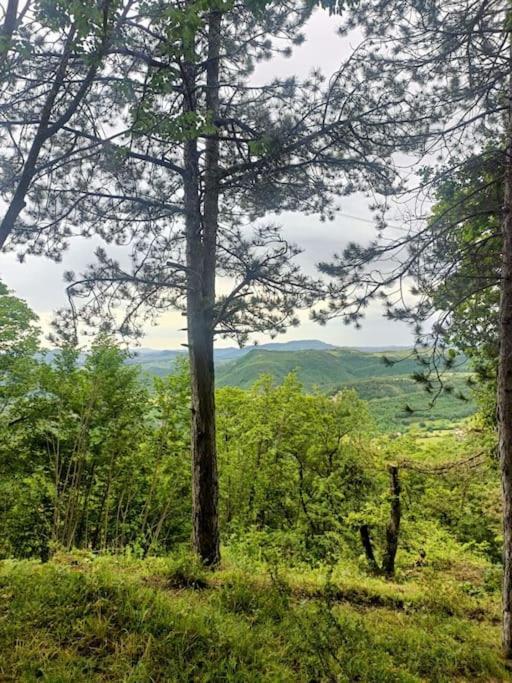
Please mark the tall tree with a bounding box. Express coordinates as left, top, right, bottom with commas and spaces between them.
316, 0, 512, 654
2, 1, 402, 563
499, 51, 512, 654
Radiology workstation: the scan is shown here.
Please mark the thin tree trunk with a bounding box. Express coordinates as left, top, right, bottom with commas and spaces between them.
381, 465, 401, 577
247, 440, 263, 520
498, 33, 512, 657
359, 524, 380, 573
0, 0, 19, 53
75, 462, 96, 547
182, 7, 222, 566
91, 472, 111, 550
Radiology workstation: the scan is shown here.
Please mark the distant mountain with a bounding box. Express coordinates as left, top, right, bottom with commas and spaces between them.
215, 347, 469, 391
246, 339, 338, 352
124, 339, 339, 376
44, 340, 407, 373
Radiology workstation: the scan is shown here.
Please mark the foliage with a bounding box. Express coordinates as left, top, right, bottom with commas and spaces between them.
0, 340, 498, 570
0, 280, 40, 409
215, 347, 474, 429
0, 334, 192, 559
217, 375, 377, 563
0, 283, 505, 678
1, 0, 401, 345
310, 0, 506, 415
0, 286, 499, 576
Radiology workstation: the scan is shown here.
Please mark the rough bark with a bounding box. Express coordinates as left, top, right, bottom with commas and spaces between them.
183, 8, 222, 566
187, 304, 219, 565
381, 465, 401, 577
498, 34, 512, 658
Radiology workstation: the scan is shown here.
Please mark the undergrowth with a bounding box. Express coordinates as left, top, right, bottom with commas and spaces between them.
0, 551, 508, 682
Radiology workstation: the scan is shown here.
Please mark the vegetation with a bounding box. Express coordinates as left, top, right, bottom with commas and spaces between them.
310, 0, 512, 655
0, 0, 510, 675
0, 282, 504, 679
216, 348, 474, 429
125, 345, 474, 429
216, 348, 459, 390
0, 551, 508, 682
0, 0, 404, 566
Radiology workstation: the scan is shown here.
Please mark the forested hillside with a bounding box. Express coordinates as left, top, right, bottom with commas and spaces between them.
0, 0, 510, 679
216, 347, 432, 389
122, 339, 339, 375
126, 344, 474, 429
216, 347, 474, 428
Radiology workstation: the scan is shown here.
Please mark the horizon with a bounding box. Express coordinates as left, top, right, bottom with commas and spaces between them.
130, 339, 412, 352
38, 337, 413, 353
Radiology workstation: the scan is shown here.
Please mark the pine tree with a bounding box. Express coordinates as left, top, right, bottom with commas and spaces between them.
1, 1, 402, 564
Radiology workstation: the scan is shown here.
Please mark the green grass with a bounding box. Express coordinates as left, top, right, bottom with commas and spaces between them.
0, 551, 508, 682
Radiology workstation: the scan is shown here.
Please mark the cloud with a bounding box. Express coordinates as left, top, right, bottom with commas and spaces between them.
0, 9, 414, 350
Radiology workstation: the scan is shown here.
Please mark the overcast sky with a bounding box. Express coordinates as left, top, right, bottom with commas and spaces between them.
0, 7, 413, 349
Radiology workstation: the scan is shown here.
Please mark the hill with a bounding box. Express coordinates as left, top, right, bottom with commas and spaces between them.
216, 347, 475, 429
216, 347, 443, 390
78, 340, 474, 430
123, 339, 338, 376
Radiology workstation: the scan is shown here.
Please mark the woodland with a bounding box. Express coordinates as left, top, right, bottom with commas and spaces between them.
0, 0, 510, 680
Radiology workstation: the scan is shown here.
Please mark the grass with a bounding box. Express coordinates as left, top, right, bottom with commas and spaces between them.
0, 550, 509, 682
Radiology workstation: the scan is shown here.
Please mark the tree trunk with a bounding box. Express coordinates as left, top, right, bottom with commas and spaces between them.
498, 36, 512, 657
359, 524, 380, 573
381, 465, 401, 577
182, 8, 222, 566
0, 0, 19, 54
188, 306, 219, 565
360, 466, 401, 577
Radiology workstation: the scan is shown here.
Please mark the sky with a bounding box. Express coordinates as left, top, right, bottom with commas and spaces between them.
0, 7, 414, 350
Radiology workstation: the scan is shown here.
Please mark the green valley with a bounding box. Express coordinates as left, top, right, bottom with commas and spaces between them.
127, 344, 475, 430
216, 347, 474, 430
